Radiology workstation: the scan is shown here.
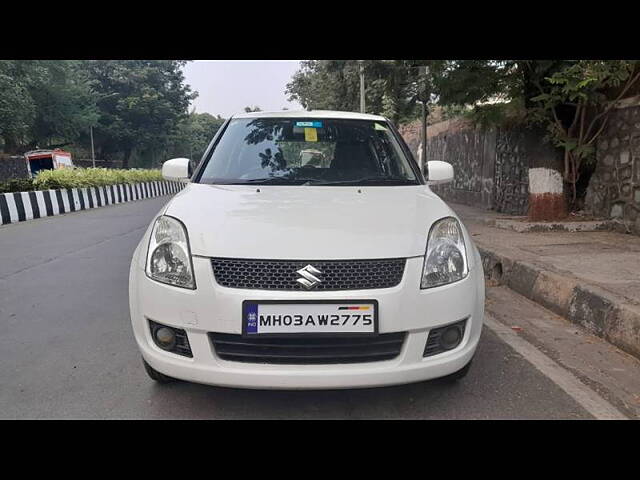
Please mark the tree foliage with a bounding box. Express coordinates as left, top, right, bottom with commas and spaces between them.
166, 112, 226, 163
82, 60, 196, 167
0, 64, 35, 151
431, 60, 520, 106
0, 60, 99, 152
0, 60, 198, 167
287, 59, 640, 211
528, 60, 640, 202
286, 60, 440, 125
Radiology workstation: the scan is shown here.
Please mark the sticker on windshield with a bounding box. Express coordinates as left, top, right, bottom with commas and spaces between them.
304, 127, 318, 142
296, 121, 323, 128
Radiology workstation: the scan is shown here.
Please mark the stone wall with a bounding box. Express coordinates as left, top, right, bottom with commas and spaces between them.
585, 104, 640, 234
425, 125, 497, 209
494, 127, 530, 215
0, 155, 30, 182
400, 119, 531, 215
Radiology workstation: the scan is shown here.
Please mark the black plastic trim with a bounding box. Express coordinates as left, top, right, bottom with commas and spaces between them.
148, 319, 193, 358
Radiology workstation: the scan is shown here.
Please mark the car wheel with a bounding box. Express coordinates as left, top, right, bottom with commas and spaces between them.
437, 359, 473, 383
142, 358, 175, 384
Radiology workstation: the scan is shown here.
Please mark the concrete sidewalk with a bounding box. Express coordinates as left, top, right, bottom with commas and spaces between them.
451, 203, 640, 359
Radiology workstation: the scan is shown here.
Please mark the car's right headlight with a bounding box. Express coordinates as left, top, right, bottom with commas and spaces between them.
145, 215, 195, 289
421, 216, 468, 289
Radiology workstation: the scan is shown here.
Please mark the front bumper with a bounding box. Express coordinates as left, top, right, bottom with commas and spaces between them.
129, 247, 485, 390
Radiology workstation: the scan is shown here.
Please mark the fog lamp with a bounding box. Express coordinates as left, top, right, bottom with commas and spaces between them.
440, 325, 463, 350
154, 327, 176, 350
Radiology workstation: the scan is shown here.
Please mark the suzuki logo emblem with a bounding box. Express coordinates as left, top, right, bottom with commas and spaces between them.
296, 265, 323, 289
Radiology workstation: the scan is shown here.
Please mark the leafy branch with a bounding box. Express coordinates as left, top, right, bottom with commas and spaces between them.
529, 60, 640, 205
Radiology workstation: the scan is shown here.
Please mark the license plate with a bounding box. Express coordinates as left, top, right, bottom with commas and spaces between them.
242, 300, 378, 336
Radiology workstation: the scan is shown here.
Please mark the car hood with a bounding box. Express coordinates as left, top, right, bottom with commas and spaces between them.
164, 183, 454, 259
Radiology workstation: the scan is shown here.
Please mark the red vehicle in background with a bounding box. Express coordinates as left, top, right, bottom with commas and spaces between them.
24, 149, 74, 178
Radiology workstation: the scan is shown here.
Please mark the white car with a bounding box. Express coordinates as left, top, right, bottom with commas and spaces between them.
129, 110, 484, 389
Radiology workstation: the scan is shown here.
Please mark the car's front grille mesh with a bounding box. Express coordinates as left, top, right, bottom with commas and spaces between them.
209, 332, 406, 364
210, 258, 406, 291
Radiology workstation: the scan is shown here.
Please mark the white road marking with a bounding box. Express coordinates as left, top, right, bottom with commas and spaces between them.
5, 194, 19, 223
35, 191, 46, 217
20, 192, 33, 220
61, 189, 70, 212
484, 315, 628, 420
49, 190, 60, 215
72, 188, 81, 210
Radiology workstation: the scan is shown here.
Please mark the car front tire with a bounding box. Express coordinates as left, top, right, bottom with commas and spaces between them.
142, 358, 175, 384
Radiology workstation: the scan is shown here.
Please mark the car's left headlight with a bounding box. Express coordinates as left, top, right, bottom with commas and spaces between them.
145, 215, 195, 289
421, 216, 468, 289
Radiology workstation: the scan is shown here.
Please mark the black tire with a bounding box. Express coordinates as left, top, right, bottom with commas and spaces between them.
437, 359, 473, 383
142, 358, 175, 384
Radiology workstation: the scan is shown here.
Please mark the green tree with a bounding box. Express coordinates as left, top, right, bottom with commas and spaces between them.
167, 112, 226, 163
81, 60, 196, 168
529, 60, 640, 203
0, 61, 35, 152
397, 60, 640, 210
29, 60, 100, 149
0, 60, 99, 153
286, 60, 446, 125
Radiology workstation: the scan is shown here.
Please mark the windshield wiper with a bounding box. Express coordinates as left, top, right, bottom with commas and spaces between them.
229, 177, 317, 185
307, 177, 418, 186
226, 176, 417, 186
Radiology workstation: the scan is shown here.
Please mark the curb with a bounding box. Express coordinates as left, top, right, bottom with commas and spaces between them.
478, 216, 620, 233
0, 180, 184, 226
478, 245, 640, 360
493, 218, 618, 233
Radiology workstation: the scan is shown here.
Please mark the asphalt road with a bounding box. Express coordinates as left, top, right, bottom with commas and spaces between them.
0, 196, 607, 419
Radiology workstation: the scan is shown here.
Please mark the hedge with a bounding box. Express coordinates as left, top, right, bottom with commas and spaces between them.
0, 168, 163, 193
0, 178, 36, 193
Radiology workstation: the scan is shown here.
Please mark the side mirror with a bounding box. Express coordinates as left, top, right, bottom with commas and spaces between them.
426, 160, 454, 185
162, 158, 191, 182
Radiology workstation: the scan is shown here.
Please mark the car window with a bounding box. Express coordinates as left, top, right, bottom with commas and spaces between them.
197, 118, 419, 186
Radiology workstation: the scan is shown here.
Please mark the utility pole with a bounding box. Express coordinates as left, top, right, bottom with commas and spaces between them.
420, 65, 429, 174
359, 60, 366, 113
90, 126, 96, 168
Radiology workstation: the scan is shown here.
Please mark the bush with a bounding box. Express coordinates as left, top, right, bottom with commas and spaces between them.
32, 168, 163, 190
0, 168, 163, 193
0, 178, 36, 194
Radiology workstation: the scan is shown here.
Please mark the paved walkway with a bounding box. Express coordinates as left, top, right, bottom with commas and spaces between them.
453, 203, 640, 306
452, 202, 640, 360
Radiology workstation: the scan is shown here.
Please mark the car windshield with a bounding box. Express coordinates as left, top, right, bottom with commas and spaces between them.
197, 117, 419, 186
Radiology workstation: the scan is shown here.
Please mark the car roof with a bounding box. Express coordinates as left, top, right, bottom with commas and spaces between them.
232, 110, 388, 121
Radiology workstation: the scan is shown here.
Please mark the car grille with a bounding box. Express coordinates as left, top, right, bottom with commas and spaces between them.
209, 332, 406, 364
210, 258, 406, 291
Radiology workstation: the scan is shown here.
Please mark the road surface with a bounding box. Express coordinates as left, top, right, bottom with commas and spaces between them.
1, 196, 636, 419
